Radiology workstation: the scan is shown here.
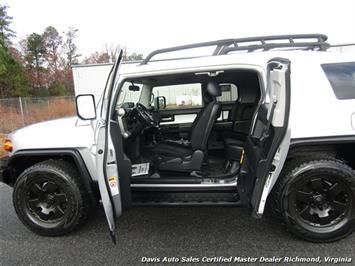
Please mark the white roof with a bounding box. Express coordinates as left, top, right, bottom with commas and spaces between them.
119, 50, 355, 76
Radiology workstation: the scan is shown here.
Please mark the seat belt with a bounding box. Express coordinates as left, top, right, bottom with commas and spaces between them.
230, 100, 239, 131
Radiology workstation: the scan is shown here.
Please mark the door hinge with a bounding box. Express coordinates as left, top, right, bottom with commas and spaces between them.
97, 118, 107, 127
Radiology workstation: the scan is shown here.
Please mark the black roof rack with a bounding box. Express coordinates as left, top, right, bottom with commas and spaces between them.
140, 34, 329, 65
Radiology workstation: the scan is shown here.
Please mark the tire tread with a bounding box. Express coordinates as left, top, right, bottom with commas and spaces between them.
267, 154, 355, 242
13, 159, 92, 236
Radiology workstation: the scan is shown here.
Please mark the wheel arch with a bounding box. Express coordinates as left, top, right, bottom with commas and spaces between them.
288, 136, 355, 168
7, 149, 97, 203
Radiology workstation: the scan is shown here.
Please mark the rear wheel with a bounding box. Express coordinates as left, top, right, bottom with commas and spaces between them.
272, 157, 355, 242
13, 160, 92, 236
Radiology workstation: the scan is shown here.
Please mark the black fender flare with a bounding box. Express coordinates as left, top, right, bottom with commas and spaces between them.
290, 135, 355, 148
7, 149, 97, 204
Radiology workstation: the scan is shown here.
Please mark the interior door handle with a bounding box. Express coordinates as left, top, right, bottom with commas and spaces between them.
161, 116, 174, 122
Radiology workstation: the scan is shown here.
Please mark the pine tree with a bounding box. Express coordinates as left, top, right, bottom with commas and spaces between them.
0, 5, 16, 47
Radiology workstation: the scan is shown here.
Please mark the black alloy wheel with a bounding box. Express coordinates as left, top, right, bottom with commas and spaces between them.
270, 157, 355, 242
288, 175, 352, 230
13, 160, 92, 236
24, 179, 69, 227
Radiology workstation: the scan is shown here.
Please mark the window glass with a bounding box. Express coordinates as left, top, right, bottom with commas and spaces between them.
152, 83, 202, 109
321, 62, 355, 100
217, 83, 238, 102
117, 82, 143, 104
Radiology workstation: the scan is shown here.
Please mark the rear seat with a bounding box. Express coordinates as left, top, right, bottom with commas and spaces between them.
224, 138, 244, 161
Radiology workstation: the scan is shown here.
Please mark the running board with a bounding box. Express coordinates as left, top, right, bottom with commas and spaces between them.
130, 180, 237, 189
131, 191, 241, 206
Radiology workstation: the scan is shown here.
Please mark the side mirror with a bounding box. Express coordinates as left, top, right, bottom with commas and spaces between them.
75, 94, 96, 120
155, 96, 166, 110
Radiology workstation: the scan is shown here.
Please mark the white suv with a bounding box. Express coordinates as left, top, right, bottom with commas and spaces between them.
1, 34, 355, 243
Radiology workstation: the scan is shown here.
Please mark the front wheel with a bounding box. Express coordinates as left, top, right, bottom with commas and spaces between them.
13, 160, 92, 236
275, 157, 355, 242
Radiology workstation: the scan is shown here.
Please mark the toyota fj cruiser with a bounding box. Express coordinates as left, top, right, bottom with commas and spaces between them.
1, 34, 355, 243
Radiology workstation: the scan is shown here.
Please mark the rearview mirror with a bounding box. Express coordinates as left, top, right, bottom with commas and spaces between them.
155, 96, 166, 110
129, 84, 140, 91
75, 94, 96, 120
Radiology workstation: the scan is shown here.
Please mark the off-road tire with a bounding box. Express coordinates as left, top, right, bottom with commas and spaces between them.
13, 159, 92, 236
268, 155, 355, 242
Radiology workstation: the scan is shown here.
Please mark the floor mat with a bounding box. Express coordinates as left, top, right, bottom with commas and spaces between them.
203, 156, 226, 176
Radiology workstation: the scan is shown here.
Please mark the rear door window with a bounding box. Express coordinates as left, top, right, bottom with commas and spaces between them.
152, 83, 202, 109
321, 62, 355, 100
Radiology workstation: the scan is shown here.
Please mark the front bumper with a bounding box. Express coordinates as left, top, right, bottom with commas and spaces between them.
0, 155, 11, 186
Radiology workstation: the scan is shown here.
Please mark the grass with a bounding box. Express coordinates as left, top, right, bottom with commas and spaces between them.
0, 97, 76, 134
0, 97, 76, 157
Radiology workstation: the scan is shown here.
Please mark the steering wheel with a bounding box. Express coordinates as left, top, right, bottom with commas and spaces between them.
135, 103, 156, 127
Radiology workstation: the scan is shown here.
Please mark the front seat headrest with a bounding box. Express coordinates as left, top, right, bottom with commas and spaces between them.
207, 81, 221, 97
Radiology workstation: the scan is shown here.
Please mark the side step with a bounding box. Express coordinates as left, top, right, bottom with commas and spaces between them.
132, 191, 241, 206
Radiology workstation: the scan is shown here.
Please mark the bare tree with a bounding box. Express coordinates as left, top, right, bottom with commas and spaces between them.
83, 51, 111, 64
43, 26, 62, 76
104, 43, 120, 62
63, 27, 80, 67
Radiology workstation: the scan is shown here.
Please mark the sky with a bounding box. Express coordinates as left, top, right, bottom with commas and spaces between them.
4, 0, 355, 58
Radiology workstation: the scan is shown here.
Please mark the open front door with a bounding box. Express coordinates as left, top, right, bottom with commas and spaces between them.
237, 57, 291, 218
95, 50, 131, 243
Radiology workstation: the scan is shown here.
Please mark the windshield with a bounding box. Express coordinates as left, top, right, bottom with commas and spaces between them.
100, 51, 123, 118
117, 82, 143, 106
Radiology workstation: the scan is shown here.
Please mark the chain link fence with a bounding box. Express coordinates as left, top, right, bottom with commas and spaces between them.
0, 96, 76, 134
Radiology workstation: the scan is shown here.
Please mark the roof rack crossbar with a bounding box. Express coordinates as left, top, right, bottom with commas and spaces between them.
140, 34, 329, 65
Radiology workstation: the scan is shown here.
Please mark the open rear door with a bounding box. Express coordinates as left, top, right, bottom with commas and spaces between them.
237, 57, 291, 218
95, 50, 131, 243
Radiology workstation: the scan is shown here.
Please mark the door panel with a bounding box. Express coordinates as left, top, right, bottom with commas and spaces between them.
160, 114, 175, 123
110, 121, 131, 210
237, 57, 291, 218
158, 123, 190, 140
95, 124, 120, 243
160, 114, 197, 125
95, 50, 126, 243
154, 107, 202, 140
157, 107, 201, 124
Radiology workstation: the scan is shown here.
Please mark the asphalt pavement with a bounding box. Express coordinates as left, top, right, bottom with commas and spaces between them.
1, 183, 354, 265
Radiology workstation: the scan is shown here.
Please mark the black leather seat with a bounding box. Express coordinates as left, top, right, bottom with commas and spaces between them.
153, 140, 192, 158
224, 138, 244, 161
223, 97, 245, 161
152, 81, 222, 172
223, 85, 260, 162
